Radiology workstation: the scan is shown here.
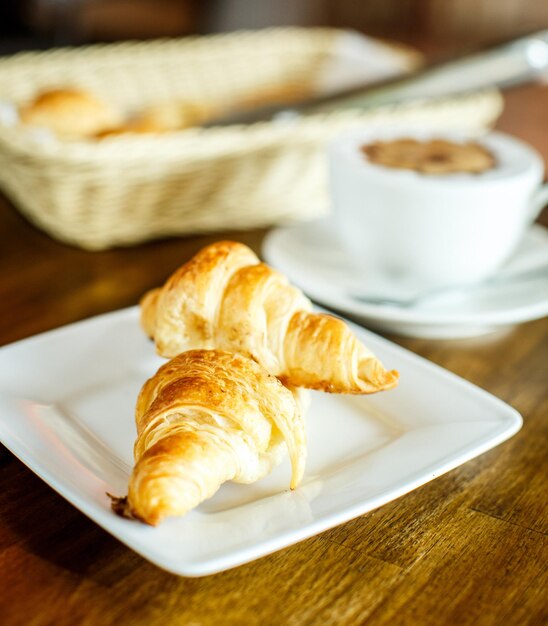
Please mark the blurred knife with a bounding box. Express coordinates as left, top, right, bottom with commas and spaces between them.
204, 30, 548, 127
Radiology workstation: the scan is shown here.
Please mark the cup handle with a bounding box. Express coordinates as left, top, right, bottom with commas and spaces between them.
530, 183, 548, 220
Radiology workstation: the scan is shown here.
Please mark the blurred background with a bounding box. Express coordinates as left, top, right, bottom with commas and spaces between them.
0, 0, 546, 253
1, 0, 547, 56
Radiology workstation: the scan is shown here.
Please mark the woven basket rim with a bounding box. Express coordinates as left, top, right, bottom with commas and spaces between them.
0, 90, 503, 166
0, 26, 419, 66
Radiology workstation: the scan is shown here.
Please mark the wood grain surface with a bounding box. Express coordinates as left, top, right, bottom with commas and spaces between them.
0, 83, 547, 626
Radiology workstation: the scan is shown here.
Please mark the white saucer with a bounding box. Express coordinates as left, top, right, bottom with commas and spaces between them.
263, 220, 548, 339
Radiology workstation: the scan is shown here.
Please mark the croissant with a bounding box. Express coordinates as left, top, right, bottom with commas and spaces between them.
111, 349, 306, 525
141, 241, 398, 394
20, 88, 119, 138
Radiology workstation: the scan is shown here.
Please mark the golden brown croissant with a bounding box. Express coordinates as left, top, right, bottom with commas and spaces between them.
20, 88, 119, 138
111, 349, 306, 525
95, 101, 219, 138
141, 241, 398, 394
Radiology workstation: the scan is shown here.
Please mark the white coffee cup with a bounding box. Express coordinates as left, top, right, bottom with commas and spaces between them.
328, 129, 548, 290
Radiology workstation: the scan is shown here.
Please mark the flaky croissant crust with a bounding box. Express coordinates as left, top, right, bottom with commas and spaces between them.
141, 241, 398, 394
113, 349, 306, 525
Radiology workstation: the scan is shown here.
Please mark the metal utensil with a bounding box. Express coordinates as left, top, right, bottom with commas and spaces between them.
204, 30, 548, 127
350, 265, 548, 309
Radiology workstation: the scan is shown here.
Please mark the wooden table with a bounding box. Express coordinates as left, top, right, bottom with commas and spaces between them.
0, 84, 546, 626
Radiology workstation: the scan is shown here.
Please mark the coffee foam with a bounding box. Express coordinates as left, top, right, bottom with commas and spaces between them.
338, 130, 543, 183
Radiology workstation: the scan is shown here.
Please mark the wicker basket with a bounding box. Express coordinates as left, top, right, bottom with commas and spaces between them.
0, 28, 503, 250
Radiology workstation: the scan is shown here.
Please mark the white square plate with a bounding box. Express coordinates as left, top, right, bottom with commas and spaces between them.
0, 307, 521, 576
